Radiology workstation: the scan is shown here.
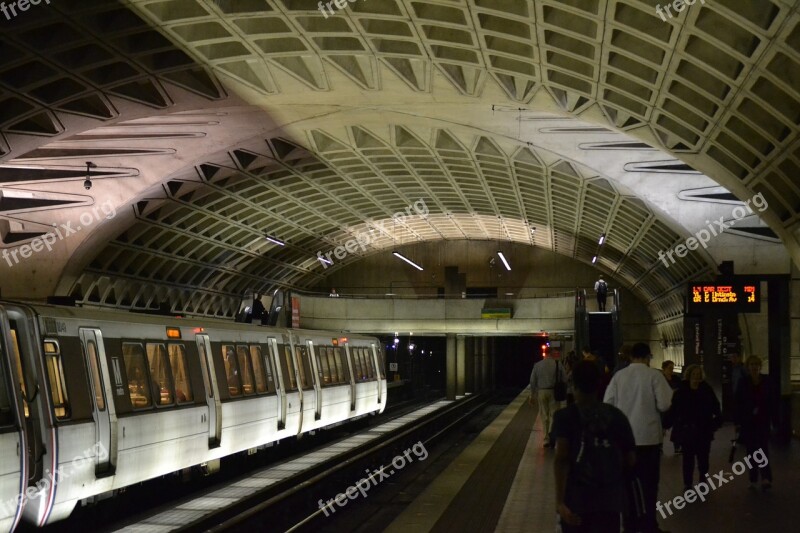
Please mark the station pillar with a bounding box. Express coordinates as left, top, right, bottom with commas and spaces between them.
456, 335, 466, 397
481, 337, 489, 390
446, 333, 456, 400
465, 337, 475, 393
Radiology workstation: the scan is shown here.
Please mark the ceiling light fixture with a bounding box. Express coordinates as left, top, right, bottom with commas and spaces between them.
592, 255, 597, 264
318, 256, 333, 266
83, 161, 96, 190
598, 233, 606, 245
393, 251, 423, 271
265, 235, 285, 246
497, 251, 511, 271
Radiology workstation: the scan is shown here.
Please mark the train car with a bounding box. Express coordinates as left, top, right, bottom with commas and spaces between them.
0, 301, 386, 529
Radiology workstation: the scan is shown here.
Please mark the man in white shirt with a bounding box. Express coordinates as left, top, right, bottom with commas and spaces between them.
604, 342, 673, 533
529, 354, 564, 448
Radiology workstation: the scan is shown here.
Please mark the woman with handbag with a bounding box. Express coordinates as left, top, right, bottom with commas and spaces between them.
671, 364, 721, 491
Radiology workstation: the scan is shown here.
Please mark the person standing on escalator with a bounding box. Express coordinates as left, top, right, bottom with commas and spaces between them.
594, 277, 608, 311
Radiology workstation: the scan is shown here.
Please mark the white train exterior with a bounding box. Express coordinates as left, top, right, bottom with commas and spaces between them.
0, 301, 387, 530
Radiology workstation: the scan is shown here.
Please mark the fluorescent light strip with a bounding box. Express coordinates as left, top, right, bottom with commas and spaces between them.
592, 255, 597, 264
497, 251, 511, 271
317, 256, 333, 265
393, 251, 423, 271
265, 235, 285, 246
598, 233, 605, 245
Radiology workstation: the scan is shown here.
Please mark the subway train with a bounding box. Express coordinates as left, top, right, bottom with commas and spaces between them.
0, 301, 387, 530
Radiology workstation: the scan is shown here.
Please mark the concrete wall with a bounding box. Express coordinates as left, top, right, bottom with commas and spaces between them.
309, 240, 661, 348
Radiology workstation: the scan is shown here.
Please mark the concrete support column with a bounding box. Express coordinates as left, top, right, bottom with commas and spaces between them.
465, 337, 475, 393
476, 337, 483, 392
481, 337, 489, 390
489, 337, 497, 390
446, 333, 456, 400
456, 335, 466, 397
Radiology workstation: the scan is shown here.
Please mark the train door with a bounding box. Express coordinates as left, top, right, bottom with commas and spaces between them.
195, 335, 221, 448
370, 343, 382, 405
343, 343, 356, 411
306, 341, 322, 421
267, 338, 285, 430
0, 307, 27, 531
287, 335, 303, 432
78, 328, 117, 476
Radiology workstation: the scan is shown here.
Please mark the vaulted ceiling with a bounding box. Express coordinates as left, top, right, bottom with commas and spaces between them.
1, 0, 798, 338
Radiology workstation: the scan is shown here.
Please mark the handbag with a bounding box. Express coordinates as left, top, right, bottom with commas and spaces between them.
554, 361, 567, 402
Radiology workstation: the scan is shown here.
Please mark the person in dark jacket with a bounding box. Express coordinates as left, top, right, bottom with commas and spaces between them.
671, 364, 721, 491
661, 360, 681, 390
735, 355, 772, 490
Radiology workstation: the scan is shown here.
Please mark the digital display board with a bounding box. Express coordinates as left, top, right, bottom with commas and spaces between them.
687, 282, 760, 313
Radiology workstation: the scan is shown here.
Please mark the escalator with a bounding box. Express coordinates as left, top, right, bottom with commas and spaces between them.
575, 288, 622, 369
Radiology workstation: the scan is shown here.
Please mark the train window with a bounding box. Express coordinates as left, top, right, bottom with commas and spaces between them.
146, 344, 174, 406
222, 345, 241, 397
317, 347, 331, 385
262, 346, 275, 393
86, 341, 106, 411
365, 349, 375, 379
363, 348, 374, 380
44, 340, 70, 419
282, 345, 297, 390
353, 347, 364, 381
362, 348, 372, 380
237, 346, 255, 395
249, 345, 267, 394
123, 343, 151, 408
325, 347, 339, 384
333, 347, 346, 384
168, 344, 193, 404
295, 346, 310, 389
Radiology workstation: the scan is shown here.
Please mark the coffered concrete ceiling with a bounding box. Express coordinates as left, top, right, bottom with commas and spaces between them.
0, 0, 797, 339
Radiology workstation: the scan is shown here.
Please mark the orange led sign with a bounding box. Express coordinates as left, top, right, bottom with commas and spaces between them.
687, 282, 759, 313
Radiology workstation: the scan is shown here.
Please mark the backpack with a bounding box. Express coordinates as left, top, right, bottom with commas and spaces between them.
572, 405, 625, 488
597, 280, 607, 293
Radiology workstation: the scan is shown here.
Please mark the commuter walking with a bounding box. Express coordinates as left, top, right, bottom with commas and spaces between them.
553, 360, 636, 533
661, 361, 681, 390
661, 360, 681, 454
583, 349, 611, 400
730, 353, 746, 397
735, 355, 773, 490
613, 344, 632, 375
670, 365, 721, 491
604, 342, 673, 533
529, 353, 565, 448
563, 351, 578, 406
594, 277, 608, 311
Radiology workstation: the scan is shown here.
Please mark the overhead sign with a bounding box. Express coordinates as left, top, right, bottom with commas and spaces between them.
687, 282, 760, 313
481, 307, 512, 319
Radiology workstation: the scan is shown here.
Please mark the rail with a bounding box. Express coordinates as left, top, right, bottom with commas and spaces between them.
181, 394, 491, 533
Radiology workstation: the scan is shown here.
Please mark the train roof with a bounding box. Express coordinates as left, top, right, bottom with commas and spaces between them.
1, 300, 377, 341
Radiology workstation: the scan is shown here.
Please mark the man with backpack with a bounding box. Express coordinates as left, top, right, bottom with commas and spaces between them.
553, 360, 636, 532
594, 277, 608, 311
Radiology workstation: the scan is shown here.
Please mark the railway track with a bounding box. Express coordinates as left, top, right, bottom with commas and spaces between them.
117, 393, 490, 532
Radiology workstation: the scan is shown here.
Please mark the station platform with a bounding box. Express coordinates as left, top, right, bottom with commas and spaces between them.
387, 391, 799, 532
